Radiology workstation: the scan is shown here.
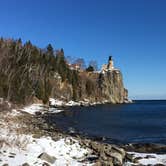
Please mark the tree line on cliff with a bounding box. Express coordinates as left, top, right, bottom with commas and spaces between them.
0, 38, 97, 104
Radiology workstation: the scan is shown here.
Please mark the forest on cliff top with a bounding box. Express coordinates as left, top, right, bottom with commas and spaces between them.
0, 38, 99, 104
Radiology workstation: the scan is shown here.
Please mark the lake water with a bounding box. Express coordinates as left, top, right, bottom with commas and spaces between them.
46, 100, 166, 144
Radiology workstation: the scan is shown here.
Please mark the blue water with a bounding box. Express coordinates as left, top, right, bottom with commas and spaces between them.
47, 100, 166, 144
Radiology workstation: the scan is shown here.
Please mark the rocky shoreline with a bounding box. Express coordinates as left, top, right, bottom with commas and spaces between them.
23, 106, 166, 166
0, 101, 166, 166
23, 111, 127, 166
39, 111, 166, 166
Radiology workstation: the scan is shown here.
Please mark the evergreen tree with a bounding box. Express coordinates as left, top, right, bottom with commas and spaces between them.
86, 65, 94, 72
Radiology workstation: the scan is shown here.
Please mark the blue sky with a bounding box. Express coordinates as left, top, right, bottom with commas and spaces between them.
0, 0, 166, 99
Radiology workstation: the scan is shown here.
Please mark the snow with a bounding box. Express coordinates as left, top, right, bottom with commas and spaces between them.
48, 107, 64, 113
0, 135, 92, 166
49, 98, 104, 107
22, 104, 47, 114
49, 98, 81, 107
66, 100, 80, 106
49, 98, 65, 107
22, 97, 100, 115
22, 104, 64, 115
0, 109, 93, 166
124, 152, 166, 166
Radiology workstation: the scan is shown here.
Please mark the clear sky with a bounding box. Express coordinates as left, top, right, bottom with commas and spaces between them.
0, 0, 166, 99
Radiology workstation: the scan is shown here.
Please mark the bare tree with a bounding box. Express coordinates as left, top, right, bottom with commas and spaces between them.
65, 56, 75, 64
74, 58, 86, 70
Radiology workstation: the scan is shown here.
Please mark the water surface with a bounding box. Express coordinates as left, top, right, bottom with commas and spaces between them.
46, 100, 166, 144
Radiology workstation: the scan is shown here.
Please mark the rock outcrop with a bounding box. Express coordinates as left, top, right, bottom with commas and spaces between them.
38, 152, 56, 164
98, 70, 127, 103
80, 139, 126, 166
51, 69, 128, 104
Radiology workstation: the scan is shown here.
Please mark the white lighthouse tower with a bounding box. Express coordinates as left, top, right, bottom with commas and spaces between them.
108, 56, 114, 70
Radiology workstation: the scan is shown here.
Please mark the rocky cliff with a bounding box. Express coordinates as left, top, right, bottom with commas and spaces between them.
98, 70, 128, 103
50, 69, 128, 104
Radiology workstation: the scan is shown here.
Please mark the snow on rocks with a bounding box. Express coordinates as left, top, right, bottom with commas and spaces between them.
0, 106, 93, 166
22, 104, 48, 115
22, 104, 64, 115
48, 107, 64, 114
0, 134, 93, 166
124, 152, 166, 166
49, 98, 99, 107
49, 98, 80, 107
123, 99, 133, 104
65, 100, 80, 107
49, 98, 65, 107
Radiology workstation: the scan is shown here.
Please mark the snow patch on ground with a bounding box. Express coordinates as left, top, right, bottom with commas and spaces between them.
0, 109, 93, 166
22, 104, 47, 114
0, 135, 92, 166
124, 152, 166, 166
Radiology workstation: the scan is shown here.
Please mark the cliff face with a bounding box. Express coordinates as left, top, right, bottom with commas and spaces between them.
51, 70, 128, 104
98, 70, 127, 103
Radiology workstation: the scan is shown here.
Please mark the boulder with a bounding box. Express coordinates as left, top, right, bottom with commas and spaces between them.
133, 156, 143, 163
38, 152, 56, 164
94, 160, 113, 166
35, 111, 42, 116
112, 145, 125, 157
42, 162, 51, 166
22, 163, 30, 166
82, 139, 91, 147
126, 153, 134, 162
91, 141, 101, 152
110, 151, 123, 166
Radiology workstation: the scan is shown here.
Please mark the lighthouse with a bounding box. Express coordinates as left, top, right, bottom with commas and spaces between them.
101, 55, 116, 73
108, 56, 114, 70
